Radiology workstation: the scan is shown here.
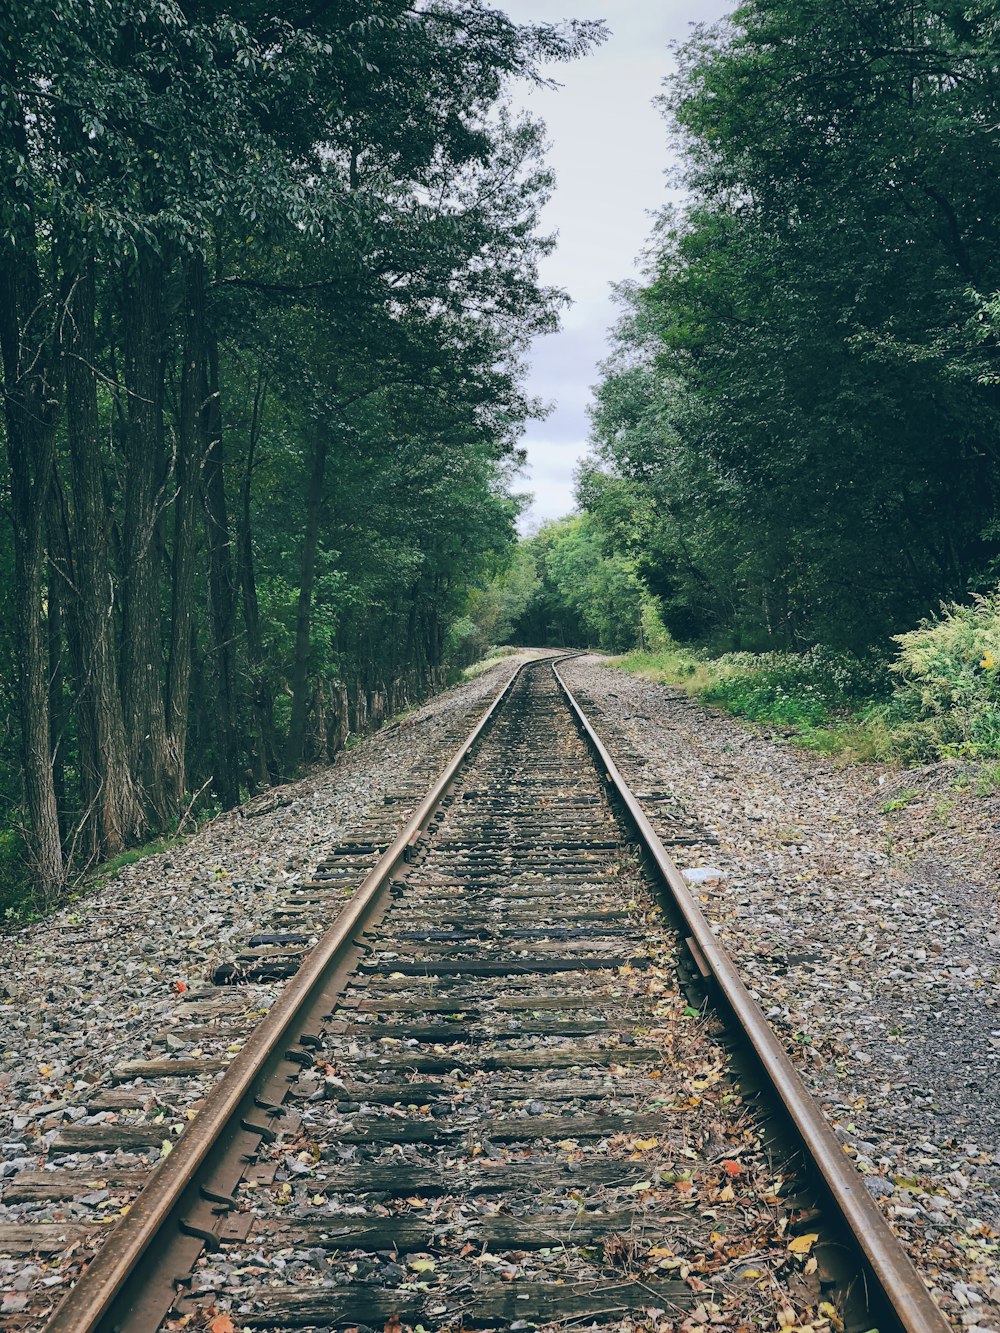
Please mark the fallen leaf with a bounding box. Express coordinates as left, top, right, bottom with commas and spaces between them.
408, 1257, 436, 1273
788, 1232, 819, 1255
208, 1317, 235, 1333
722, 1160, 742, 1176
631, 1136, 659, 1151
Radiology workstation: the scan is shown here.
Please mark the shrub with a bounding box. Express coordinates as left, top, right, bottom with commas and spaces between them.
891, 592, 1000, 756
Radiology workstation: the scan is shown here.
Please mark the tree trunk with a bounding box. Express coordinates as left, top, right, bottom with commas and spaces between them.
0, 250, 64, 896
120, 248, 175, 826
284, 426, 329, 771
47, 534, 67, 841
236, 369, 279, 785
166, 253, 205, 806
201, 312, 241, 808
63, 257, 143, 854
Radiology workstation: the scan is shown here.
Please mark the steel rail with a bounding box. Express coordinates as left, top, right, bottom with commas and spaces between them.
552, 658, 950, 1333
45, 655, 543, 1333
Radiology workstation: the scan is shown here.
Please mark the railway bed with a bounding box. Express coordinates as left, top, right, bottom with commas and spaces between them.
5, 658, 947, 1332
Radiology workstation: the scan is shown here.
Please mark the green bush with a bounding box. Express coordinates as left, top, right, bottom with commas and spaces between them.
614, 595, 1000, 767
700, 645, 891, 729
890, 592, 1000, 757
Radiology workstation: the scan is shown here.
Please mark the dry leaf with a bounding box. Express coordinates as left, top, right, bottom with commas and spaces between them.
208, 1317, 235, 1333
787, 1232, 819, 1255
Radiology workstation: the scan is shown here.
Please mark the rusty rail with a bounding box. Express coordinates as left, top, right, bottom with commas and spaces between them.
552, 658, 949, 1333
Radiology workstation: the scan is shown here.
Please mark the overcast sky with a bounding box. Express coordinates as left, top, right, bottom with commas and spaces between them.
501, 0, 731, 530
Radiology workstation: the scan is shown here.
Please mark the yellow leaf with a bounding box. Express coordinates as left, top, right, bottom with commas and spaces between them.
160, 1140, 172, 1158
631, 1136, 659, 1151
818, 1301, 845, 1331
741, 1268, 765, 1280
408, 1257, 436, 1273
648, 1245, 674, 1258
788, 1232, 819, 1255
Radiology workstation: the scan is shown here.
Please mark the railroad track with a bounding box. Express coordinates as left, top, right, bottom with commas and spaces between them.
11, 657, 946, 1332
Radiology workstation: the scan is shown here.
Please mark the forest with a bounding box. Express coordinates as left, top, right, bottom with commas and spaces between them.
0, 3, 602, 910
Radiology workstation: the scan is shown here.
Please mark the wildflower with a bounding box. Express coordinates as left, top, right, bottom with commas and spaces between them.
981, 651, 997, 670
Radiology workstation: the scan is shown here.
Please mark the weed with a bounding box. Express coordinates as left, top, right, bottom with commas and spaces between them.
931, 796, 956, 825
882, 789, 919, 813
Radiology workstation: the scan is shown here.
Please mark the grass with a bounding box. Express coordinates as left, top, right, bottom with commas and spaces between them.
459, 645, 522, 682
614, 645, 901, 763
611, 640, 1000, 771
881, 789, 919, 813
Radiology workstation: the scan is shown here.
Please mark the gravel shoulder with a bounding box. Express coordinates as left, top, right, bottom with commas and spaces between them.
0, 652, 539, 1322
562, 654, 1000, 1332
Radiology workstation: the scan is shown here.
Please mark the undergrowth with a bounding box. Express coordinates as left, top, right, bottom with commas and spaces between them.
617, 592, 1000, 768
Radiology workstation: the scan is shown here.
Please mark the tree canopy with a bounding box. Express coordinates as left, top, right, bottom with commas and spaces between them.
583, 0, 1000, 654
0, 1, 604, 905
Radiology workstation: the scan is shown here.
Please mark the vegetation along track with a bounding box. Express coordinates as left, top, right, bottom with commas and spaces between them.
27, 659, 945, 1333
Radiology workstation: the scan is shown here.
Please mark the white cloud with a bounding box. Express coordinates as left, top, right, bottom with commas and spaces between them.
502, 0, 732, 529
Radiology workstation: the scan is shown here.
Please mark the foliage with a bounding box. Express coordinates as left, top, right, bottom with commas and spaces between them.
475, 515, 647, 653
890, 593, 1000, 755
614, 595, 1000, 767
0, 1, 604, 911
582, 0, 1000, 652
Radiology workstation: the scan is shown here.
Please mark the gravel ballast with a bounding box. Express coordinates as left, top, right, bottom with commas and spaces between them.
562, 654, 1000, 1332
0, 653, 538, 1326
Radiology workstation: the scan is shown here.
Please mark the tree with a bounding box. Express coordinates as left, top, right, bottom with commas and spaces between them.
584, 0, 1000, 653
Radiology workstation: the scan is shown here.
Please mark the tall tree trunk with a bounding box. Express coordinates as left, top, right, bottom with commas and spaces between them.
46, 469, 109, 867
284, 426, 329, 772
166, 253, 205, 805
0, 250, 64, 896
236, 368, 278, 785
47, 535, 67, 841
62, 257, 143, 853
201, 302, 241, 808
120, 248, 175, 826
